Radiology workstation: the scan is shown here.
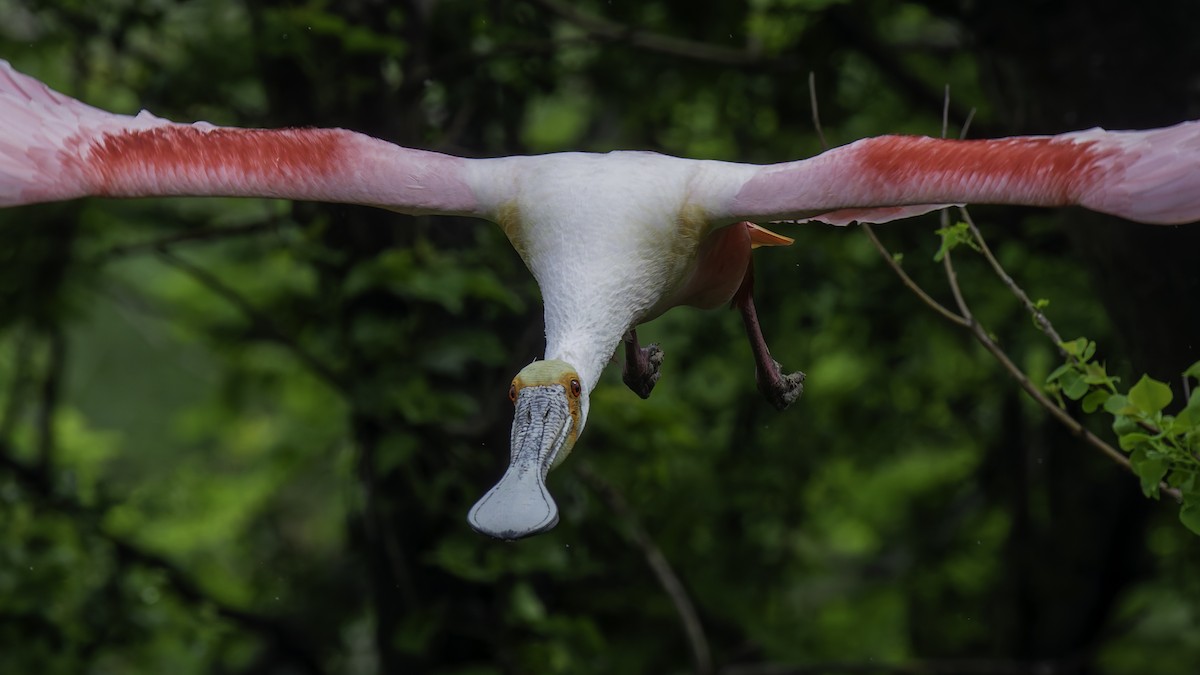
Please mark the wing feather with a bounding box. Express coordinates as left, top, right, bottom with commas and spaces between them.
705, 123, 1200, 226
0, 60, 487, 216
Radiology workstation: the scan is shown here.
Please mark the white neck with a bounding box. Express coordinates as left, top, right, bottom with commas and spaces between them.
480, 151, 721, 392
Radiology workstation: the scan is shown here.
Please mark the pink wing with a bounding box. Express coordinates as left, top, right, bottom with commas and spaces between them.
710, 123, 1200, 226
0, 60, 482, 215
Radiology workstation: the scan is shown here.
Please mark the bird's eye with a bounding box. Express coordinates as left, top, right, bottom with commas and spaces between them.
569, 379, 581, 397
508, 384, 517, 402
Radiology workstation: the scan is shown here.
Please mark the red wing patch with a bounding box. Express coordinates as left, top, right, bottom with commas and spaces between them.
85, 125, 349, 198
854, 135, 1113, 205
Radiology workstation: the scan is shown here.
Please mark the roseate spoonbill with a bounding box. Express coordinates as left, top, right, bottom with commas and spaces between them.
2, 60, 1198, 540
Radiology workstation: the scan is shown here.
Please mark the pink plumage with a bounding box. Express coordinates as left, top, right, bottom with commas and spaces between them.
2, 58, 1198, 228
0, 60, 478, 214
726, 124, 1200, 226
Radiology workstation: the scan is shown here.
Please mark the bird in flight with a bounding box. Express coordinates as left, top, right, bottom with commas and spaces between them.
2, 60, 1197, 540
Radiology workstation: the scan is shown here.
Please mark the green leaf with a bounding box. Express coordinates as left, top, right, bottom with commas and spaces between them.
1081, 340, 1096, 362
1104, 394, 1131, 415
1031, 298, 1051, 328
1045, 363, 1072, 383
933, 222, 977, 262
1174, 394, 1200, 429
1060, 338, 1086, 357
1128, 375, 1173, 416
1180, 501, 1200, 536
1170, 471, 1197, 493
1118, 432, 1152, 452
1131, 450, 1167, 498
1064, 379, 1090, 401
1183, 360, 1200, 380
1081, 362, 1109, 385
1081, 389, 1109, 413
1112, 414, 1139, 437
1061, 370, 1089, 401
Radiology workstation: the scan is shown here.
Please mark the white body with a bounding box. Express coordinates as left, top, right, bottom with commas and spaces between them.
468, 152, 756, 388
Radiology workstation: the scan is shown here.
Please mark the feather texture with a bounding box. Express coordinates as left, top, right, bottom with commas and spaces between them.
0, 60, 480, 215
714, 126, 1200, 226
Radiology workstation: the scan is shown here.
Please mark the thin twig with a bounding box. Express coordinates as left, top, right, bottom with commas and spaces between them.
863, 98, 1180, 499
817, 68, 967, 328
940, 243, 973, 324
807, 72, 828, 149
941, 84, 950, 139
155, 248, 347, 393
814, 72, 969, 331
575, 462, 712, 675
959, 107, 977, 140
958, 209, 1065, 349
939, 247, 1182, 502
876, 88, 968, 330
861, 225, 971, 327
958, 208, 1166, 438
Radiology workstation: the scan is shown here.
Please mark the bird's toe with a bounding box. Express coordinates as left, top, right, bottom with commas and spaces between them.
623, 343, 664, 399
645, 343, 665, 370
760, 361, 805, 411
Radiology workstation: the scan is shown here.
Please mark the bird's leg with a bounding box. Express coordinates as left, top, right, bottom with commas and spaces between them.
622, 328, 664, 399
734, 263, 805, 411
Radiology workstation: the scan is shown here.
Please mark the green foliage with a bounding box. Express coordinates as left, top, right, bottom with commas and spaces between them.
933, 221, 981, 262
1048, 343, 1200, 530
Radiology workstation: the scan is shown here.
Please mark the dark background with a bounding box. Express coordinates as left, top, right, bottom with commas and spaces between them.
1, 1, 1198, 673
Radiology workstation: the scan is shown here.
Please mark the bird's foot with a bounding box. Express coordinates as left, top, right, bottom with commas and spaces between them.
622, 331, 663, 399
757, 359, 805, 411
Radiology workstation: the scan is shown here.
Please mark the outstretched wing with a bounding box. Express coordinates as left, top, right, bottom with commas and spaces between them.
0, 60, 488, 216
702, 123, 1200, 226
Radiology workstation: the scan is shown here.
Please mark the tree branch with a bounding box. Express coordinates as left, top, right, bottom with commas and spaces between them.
807, 72, 829, 150
812, 76, 970, 330
960, 208, 1169, 440
949, 207, 1181, 494
847, 85, 1179, 503
958, 208, 1065, 349
938, 246, 1182, 502
860, 225, 971, 328
575, 461, 712, 675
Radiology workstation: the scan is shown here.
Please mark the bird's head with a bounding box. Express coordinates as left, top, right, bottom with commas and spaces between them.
467, 359, 588, 540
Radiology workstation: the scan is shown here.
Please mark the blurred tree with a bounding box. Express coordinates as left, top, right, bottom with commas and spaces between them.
0, 1, 1197, 674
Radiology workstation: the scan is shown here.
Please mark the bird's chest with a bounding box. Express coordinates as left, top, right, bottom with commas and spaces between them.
507, 165, 708, 319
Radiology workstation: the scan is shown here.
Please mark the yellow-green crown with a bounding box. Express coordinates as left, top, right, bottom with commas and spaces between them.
514, 359, 578, 386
